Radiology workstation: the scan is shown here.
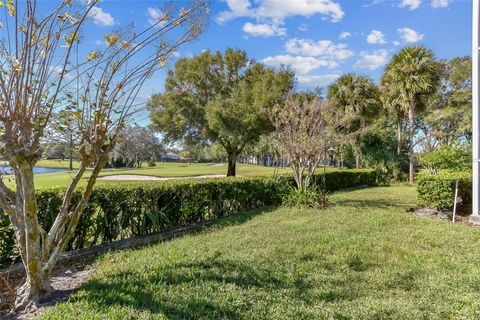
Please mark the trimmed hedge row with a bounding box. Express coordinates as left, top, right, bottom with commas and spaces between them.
417, 171, 472, 210
0, 170, 378, 267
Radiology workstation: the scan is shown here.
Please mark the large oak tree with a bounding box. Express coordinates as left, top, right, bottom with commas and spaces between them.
148, 49, 294, 176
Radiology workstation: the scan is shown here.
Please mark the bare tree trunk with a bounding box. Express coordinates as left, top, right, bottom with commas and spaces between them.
12, 161, 53, 311
227, 151, 237, 177
408, 104, 415, 184
10, 154, 109, 311
397, 114, 403, 157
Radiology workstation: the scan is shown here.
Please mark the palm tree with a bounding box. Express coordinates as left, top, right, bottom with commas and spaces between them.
327, 73, 381, 168
383, 46, 440, 183
380, 74, 406, 156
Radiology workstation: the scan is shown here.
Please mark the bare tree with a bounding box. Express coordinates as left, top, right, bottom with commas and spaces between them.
272, 95, 330, 193
0, 0, 208, 311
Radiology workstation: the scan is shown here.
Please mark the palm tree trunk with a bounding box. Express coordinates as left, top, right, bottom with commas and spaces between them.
353, 143, 361, 169
396, 114, 402, 156
408, 104, 415, 184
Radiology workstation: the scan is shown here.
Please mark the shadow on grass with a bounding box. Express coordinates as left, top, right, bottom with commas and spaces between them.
68, 249, 383, 319
334, 198, 413, 210
70, 255, 317, 318
48, 202, 422, 319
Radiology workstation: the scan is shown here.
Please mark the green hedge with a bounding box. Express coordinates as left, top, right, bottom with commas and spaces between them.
0, 170, 377, 267
417, 171, 472, 210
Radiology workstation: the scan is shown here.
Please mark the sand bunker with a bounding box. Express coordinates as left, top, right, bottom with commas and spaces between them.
98, 174, 226, 181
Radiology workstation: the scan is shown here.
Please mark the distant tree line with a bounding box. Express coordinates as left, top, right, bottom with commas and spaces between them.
147, 47, 471, 182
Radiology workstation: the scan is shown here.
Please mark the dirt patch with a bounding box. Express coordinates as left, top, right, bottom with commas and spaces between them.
1, 260, 94, 319
98, 174, 226, 181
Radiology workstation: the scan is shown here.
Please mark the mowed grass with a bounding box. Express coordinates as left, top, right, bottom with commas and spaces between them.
39, 185, 480, 319
7, 161, 289, 189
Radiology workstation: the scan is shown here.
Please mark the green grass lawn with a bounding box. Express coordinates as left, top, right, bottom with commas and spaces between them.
36, 159, 82, 169
38, 185, 480, 319
8, 161, 290, 189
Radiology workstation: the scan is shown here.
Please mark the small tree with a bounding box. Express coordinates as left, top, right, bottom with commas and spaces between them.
42, 109, 80, 170
0, 0, 207, 311
272, 94, 330, 193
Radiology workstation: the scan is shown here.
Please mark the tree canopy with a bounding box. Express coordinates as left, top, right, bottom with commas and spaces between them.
148, 49, 294, 176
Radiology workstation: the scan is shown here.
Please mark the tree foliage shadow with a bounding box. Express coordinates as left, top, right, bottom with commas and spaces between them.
47, 204, 424, 319
65, 252, 382, 319
333, 198, 412, 210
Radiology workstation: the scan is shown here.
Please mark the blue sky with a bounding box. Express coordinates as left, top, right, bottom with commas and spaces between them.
76, 0, 471, 124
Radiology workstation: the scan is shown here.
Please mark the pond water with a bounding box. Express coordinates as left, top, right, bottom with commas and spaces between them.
0, 166, 66, 174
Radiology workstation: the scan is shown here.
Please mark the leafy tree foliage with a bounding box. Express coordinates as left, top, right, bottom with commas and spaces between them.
148, 49, 294, 176
419, 143, 471, 174
109, 126, 163, 168
423, 57, 472, 146
327, 73, 381, 168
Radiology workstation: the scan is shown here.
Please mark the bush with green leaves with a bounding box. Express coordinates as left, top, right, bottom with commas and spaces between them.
417, 171, 471, 210
419, 143, 471, 174
147, 159, 157, 167
0, 170, 377, 267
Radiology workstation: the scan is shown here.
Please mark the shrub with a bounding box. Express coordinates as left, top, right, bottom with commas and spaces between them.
419, 143, 471, 174
147, 159, 156, 167
282, 187, 331, 209
0, 170, 377, 267
417, 171, 472, 210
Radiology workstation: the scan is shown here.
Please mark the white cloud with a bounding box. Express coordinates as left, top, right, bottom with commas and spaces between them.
90, 7, 115, 27
398, 27, 424, 43
50, 66, 74, 81
339, 31, 351, 40
147, 7, 166, 26
298, 23, 308, 32
393, 40, 400, 46
261, 55, 338, 74
431, 0, 448, 8
95, 40, 104, 46
367, 30, 386, 44
399, 0, 421, 10
353, 49, 388, 70
216, 0, 251, 23
297, 74, 340, 87
242, 22, 286, 37
216, 0, 344, 24
285, 38, 354, 60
